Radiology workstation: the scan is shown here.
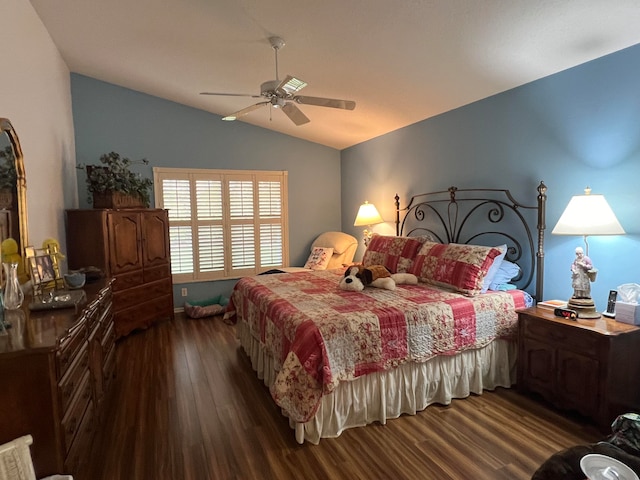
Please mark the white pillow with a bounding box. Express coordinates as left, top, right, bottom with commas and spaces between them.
304, 247, 334, 270
481, 244, 507, 294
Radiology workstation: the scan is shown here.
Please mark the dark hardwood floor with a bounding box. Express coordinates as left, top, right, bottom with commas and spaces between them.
82, 313, 600, 479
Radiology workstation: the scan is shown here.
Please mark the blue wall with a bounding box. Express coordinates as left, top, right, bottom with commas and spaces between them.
72, 43, 640, 311
71, 74, 341, 306
342, 44, 640, 309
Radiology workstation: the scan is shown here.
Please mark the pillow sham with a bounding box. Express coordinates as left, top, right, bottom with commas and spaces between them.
409, 242, 502, 296
480, 244, 507, 294
362, 234, 428, 273
304, 247, 334, 270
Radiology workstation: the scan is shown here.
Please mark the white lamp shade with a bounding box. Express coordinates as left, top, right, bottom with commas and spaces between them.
552, 192, 625, 236
354, 201, 383, 226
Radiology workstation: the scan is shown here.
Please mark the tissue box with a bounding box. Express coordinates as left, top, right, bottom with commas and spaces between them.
615, 301, 640, 325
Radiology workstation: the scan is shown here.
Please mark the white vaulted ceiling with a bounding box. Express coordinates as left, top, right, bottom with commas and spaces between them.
30, 0, 640, 150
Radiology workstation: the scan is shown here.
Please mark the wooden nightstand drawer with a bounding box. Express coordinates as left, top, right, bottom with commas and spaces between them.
523, 316, 599, 356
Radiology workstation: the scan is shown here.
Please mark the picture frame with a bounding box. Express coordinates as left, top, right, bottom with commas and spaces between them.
25, 246, 64, 295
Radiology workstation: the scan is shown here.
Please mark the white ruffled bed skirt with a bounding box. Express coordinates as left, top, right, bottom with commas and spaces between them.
237, 321, 517, 444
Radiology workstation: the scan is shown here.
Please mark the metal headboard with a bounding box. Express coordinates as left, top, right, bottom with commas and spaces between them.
395, 181, 547, 301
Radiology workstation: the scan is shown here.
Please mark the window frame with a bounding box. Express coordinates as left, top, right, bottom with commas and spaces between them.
153, 167, 289, 283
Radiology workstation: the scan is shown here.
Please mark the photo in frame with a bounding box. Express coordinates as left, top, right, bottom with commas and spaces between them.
25, 246, 64, 295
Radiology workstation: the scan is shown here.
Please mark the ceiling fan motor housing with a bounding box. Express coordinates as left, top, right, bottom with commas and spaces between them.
260, 80, 281, 96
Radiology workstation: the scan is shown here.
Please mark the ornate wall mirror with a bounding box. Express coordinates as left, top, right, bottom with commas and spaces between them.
0, 118, 29, 262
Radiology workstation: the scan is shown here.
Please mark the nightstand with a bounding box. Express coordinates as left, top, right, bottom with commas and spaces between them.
517, 306, 640, 430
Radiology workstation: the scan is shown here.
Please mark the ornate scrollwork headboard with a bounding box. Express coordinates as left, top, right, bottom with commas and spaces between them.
395, 182, 547, 301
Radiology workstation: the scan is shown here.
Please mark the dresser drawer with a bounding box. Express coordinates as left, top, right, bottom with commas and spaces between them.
144, 263, 170, 283
522, 316, 600, 357
114, 294, 173, 337
61, 371, 92, 454
101, 319, 116, 356
113, 270, 144, 292
57, 322, 87, 379
103, 340, 117, 388
113, 277, 172, 311
64, 399, 95, 475
58, 343, 89, 414
83, 301, 101, 334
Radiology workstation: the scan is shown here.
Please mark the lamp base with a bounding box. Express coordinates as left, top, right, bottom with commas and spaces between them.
568, 297, 601, 319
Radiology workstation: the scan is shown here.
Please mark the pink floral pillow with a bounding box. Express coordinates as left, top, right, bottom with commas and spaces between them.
304, 247, 334, 270
362, 234, 428, 273
409, 242, 502, 296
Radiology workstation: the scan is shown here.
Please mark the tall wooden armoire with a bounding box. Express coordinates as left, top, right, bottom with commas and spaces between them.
65, 209, 174, 337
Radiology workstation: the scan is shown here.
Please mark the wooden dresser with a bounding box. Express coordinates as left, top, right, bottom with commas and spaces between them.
65, 208, 174, 338
0, 279, 115, 477
517, 306, 640, 430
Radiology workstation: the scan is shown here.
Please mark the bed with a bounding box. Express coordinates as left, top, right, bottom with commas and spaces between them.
226, 182, 548, 444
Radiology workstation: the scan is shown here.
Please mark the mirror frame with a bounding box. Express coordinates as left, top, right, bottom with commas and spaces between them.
0, 118, 29, 256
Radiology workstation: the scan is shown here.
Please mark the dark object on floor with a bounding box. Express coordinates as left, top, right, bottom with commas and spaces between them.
532, 413, 640, 479
532, 442, 640, 479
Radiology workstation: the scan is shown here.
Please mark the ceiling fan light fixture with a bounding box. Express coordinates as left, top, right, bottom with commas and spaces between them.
271, 97, 286, 109
279, 76, 307, 95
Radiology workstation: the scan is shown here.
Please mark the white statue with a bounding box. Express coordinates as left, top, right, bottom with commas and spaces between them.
571, 246, 593, 299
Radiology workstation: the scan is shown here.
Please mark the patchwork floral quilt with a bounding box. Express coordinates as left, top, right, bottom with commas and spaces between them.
226, 269, 527, 423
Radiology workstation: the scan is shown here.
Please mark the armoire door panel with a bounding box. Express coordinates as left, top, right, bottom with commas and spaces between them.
142, 211, 170, 267
108, 212, 142, 274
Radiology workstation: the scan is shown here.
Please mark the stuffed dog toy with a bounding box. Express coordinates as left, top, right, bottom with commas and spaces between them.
339, 264, 418, 292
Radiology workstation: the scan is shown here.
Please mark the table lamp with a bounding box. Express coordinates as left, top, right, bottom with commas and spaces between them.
552, 187, 625, 318
354, 201, 383, 247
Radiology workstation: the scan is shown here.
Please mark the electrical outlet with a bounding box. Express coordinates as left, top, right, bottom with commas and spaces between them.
181, 288, 188, 297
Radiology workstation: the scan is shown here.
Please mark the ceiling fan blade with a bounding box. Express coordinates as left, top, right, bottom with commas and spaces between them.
294, 95, 356, 110
277, 75, 308, 95
222, 101, 269, 121
281, 102, 310, 126
201, 92, 262, 98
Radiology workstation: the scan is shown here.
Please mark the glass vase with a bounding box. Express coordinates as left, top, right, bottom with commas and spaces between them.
2, 262, 24, 310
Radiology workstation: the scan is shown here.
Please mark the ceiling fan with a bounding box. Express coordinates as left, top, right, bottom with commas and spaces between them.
200, 36, 356, 126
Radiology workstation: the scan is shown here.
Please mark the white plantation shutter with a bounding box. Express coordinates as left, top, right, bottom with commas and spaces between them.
258, 179, 284, 267
195, 179, 224, 274
162, 178, 193, 275
154, 168, 288, 282
229, 179, 256, 274
260, 224, 283, 266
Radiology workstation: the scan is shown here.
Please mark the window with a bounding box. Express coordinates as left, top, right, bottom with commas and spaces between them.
153, 167, 288, 282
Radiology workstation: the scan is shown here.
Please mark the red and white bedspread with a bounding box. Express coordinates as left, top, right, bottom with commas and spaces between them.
226, 269, 527, 424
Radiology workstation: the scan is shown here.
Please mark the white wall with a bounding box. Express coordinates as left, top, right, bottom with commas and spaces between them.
0, 0, 76, 251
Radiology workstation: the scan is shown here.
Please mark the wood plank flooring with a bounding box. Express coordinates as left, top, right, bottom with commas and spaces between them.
82, 313, 600, 479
